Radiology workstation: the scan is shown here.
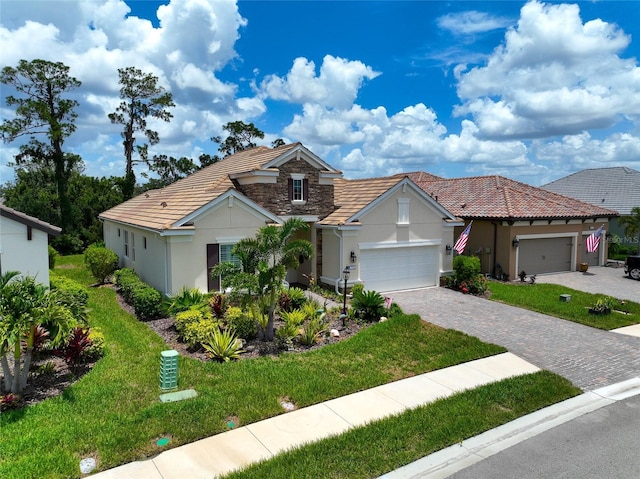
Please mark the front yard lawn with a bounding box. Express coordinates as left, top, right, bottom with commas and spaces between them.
489, 282, 640, 329
1, 255, 513, 479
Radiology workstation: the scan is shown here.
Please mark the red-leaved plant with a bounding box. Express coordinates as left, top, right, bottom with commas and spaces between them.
54, 327, 92, 371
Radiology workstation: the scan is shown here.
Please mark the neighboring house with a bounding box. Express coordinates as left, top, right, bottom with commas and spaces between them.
542, 167, 640, 248
0, 204, 62, 286
408, 174, 618, 279
99, 143, 461, 295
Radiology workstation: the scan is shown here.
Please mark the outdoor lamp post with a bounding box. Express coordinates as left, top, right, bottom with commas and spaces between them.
341, 266, 350, 325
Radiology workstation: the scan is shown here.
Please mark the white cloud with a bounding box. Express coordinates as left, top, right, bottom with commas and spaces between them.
260, 55, 380, 110
437, 11, 512, 36
455, 0, 640, 140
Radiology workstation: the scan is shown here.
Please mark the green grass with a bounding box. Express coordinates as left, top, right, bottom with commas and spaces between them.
1, 255, 507, 479
225, 371, 579, 479
488, 282, 640, 329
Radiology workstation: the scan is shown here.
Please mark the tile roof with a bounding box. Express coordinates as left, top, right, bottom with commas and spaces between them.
541, 167, 640, 216
407, 173, 618, 220
0, 204, 62, 236
319, 176, 408, 225
99, 143, 301, 231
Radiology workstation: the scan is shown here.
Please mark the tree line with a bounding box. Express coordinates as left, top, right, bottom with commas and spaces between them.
1, 59, 279, 254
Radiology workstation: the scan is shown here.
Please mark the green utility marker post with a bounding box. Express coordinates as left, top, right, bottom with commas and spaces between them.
160, 350, 179, 391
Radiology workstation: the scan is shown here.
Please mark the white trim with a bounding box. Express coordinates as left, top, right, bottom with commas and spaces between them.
214, 236, 245, 244
346, 178, 457, 225
176, 190, 282, 227
514, 233, 578, 274
280, 215, 319, 222
264, 143, 341, 173
359, 239, 442, 250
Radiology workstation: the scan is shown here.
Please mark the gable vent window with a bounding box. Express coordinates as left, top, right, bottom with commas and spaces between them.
288, 174, 308, 204
398, 198, 410, 225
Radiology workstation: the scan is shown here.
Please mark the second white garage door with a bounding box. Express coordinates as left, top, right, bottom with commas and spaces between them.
359, 245, 438, 292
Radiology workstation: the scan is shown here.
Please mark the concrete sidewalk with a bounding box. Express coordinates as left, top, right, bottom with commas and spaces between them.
90, 352, 539, 479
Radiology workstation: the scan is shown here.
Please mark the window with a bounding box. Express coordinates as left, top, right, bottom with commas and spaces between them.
398, 198, 410, 225
124, 230, 129, 257
293, 178, 303, 201
220, 244, 241, 268
288, 174, 308, 203
131, 232, 136, 261
143, 236, 147, 249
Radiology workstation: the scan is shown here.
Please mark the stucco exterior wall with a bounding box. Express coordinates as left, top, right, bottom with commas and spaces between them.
0, 215, 52, 286
168, 199, 274, 293
320, 187, 454, 288
452, 219, 610, 279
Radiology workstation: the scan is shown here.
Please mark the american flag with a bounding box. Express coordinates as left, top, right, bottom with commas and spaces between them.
454, 221, 473, 255
585, 225, 603, 253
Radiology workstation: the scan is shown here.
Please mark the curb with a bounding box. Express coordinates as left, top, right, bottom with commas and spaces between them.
379, 376, 640, 479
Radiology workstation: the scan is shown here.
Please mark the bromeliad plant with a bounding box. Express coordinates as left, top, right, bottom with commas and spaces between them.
202, 329, 244, 362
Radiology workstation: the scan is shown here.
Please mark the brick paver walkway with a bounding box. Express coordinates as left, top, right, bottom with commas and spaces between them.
392, 287, 640, 391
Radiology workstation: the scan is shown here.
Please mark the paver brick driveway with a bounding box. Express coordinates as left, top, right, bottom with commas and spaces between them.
391, 286, 640, 391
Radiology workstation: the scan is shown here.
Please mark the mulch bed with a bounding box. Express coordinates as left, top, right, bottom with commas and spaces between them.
1, 286, 372, 411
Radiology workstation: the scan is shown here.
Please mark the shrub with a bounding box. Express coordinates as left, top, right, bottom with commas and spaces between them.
0, 393, 21, 412
226, 311, 258, 341
183, 318, 221, 349
175, 310, 208, 336
448, 256, 488, 296
453, 255, 481, 285
48, 245, 58, 269
351, 290, 385, 322
224, 306, 244, 323
50, 275, 89, 321
202, 329, 244, 362
165, 287, 210, 316
114, 269, 163, 320
84, 244, 119, 284
132, 285, 163, 321
86, 328, 106, 360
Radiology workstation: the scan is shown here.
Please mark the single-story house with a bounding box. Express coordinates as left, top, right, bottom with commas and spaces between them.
408, 173, 618, 279
99, 143, 461, 295
0, 204, 62, 286
541, 167, 640, 249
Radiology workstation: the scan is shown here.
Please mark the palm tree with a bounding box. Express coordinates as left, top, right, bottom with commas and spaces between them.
618, 206, 640, 254
0, 276, 75, 393
212, 218, 313, 341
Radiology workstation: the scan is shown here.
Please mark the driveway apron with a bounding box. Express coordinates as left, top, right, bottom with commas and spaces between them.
391, 287, 640, 391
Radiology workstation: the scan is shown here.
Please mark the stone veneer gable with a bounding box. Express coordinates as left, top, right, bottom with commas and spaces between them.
239, 159, 336, 219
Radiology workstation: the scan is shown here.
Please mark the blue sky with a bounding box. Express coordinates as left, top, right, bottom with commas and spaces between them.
1, 0, 640, 186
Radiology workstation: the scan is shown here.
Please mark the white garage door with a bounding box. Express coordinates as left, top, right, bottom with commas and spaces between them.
359, 245, 438, 292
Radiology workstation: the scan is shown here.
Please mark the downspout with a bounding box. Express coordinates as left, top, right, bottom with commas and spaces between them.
492, 222, 498, 276
162, 234, 169, 295
332, 228, 343, 294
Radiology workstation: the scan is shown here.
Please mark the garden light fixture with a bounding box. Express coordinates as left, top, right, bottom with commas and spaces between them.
512, 237, 520, 250
341, 266, 350, 324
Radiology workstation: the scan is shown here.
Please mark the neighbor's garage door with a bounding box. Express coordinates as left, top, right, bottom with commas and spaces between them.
359, 245, 438, 292
518, 237, 572, 275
